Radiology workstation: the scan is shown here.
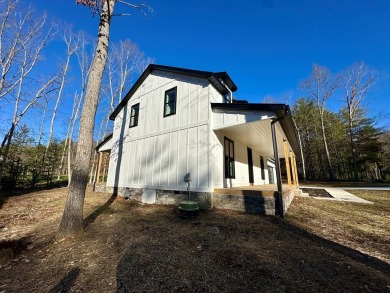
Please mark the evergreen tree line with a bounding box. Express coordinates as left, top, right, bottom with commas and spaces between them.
293, 64, 389, 182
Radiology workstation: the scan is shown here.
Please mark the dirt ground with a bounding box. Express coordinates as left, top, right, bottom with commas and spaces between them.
0, 187, 389, 292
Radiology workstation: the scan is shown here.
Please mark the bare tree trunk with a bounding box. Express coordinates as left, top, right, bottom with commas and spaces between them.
57, 93, 81, 182
67, 138, 72, 187
340, 63, 376, 181
292, 117, 306, 181
0, 124, 15, 189
58, 0, 115, 236
348, 119, 358, 180
44, 30, 77, 164
319, 113, 334, 180
32, 99, 48, 188
89, 152, 97, 184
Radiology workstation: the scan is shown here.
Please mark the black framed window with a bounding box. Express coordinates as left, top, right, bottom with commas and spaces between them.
129, 103, 140, 127
224, 137, 235, 178
260, 156, 265, 180
164, 87, 177, 117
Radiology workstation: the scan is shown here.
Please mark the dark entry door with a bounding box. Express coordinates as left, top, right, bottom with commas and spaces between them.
247, 147, 254, 185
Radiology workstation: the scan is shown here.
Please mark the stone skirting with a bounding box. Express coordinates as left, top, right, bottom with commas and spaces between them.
93, 184, 295, 215
212, 189, 295, 216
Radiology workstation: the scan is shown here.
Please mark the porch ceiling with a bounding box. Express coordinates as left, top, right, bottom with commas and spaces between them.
214, 119, 290, 158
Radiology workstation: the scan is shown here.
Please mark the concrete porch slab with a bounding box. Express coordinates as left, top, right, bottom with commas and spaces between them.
324, 188, 373, 204
299, 186, 374, 204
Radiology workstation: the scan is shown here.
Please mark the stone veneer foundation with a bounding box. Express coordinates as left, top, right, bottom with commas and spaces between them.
94, 184, 295, 216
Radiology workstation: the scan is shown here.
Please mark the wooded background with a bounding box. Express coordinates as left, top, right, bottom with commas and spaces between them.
0, 0, 388, 190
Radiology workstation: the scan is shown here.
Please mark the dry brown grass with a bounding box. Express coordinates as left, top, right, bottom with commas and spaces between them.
0, 187, 389, 292
287, 190, 390, 264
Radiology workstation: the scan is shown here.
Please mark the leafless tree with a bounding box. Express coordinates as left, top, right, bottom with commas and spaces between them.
57, 32, 93, 186
0, 1, 58, 188
300, 64, 338, 180
44, 27, 81, 163
58, 0, 151, 236
339, 62, 377, 180
0, 75, 58, 188
56, 92, 83, 185
0, 0, 57, 106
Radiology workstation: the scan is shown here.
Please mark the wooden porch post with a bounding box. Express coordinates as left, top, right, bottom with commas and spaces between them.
283, 140, 291, 187
292, 153, 299, 186
96, 151, 103, 183
290, 151, 298, 186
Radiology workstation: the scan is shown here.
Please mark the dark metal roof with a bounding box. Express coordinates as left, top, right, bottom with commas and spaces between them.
110, 64, 237, 120
211, 103, 300, 155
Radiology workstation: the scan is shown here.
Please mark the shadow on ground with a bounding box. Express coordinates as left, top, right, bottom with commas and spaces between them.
48, 267, 80, 293
84, 193, 117, 229
116, 210, 390, 292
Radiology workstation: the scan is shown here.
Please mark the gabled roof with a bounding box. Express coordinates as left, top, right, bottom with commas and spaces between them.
109, 64, 237, 120
211, 103, 300, 155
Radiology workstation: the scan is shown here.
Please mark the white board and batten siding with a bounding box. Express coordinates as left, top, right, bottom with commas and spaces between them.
106, 70, 220, 192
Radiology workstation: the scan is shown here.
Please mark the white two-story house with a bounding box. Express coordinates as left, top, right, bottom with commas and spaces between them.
96, 64, 300, 215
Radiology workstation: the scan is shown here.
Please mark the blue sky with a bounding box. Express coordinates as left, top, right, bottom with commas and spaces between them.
32, 0, 390, 129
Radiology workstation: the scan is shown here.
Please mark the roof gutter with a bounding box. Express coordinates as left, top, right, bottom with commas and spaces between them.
270, 108, 290, 217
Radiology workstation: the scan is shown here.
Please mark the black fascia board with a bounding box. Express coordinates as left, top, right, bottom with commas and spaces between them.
211, 102, 288, 112
211, 103, 300, 155
95, 133, 113, 150
109, 64, 237, 120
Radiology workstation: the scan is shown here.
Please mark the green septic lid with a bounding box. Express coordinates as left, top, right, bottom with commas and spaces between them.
179, 200, 199, 210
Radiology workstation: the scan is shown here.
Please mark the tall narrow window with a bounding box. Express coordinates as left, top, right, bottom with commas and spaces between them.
224, 137, 235, 178
129, 103, 140, 127
260, 156, 265, 180
164, 87, 177, 117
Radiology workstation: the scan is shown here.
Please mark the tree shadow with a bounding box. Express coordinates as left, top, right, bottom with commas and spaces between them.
274, 217, 390, 274
115, 209, 390, 292
0, 237, 32, 256
48, 267, 80, 293
83, 193, 117, 229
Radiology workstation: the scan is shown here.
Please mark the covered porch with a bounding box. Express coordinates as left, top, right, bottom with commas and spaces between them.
212, 103, 300, 188
211, 103, 301, 215
94, 134, 113, 190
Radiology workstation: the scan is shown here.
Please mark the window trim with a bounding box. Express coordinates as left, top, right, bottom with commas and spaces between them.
224, 136, 235, 179
163, 86, 177, 117
129, 103, 140, 128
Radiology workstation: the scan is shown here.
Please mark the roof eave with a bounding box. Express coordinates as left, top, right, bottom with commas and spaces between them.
109, 64, 237, 120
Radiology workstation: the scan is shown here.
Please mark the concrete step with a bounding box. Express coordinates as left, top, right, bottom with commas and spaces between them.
294, 189, 309, 197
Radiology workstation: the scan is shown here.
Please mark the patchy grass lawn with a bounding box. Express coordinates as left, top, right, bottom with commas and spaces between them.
0, 187, 389, 292
287, 190, 390, 265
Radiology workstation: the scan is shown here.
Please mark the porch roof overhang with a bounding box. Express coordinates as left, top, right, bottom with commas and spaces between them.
96, 133, 113, 152
211, 103, 300, 157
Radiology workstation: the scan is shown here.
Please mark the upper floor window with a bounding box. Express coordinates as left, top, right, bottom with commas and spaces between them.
164, 87, 177, 117
129, 103, 140, 127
